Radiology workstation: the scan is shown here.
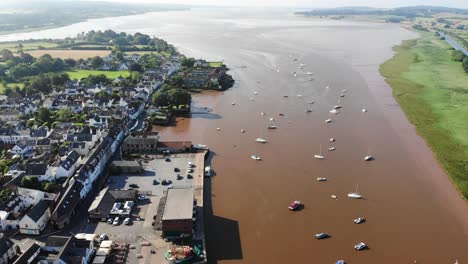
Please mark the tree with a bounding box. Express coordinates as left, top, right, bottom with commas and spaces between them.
152, 90, 170, 107
115, 51, 124, 61
0, 49, 14, 61
463, 57, 468, 73
452, 50, 466, 62
131, 71, 141, 82
129, 63, 143, 73
64, 58, 76, 68
15, 44, 24, 55
168, 89, 191, 106
37, 107, 52, 124
21, 176, 39, 189
181, 57, 196, 68
20, 53, 34, 64
34, 54, 54, 72
90, 56, 104, 68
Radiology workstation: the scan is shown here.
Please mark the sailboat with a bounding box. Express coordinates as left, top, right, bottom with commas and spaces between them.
256, 126, 267, 143
364, 149, 374, 161
325, 119, 332, 123
268, 118, 277, 129
314, 145, 324, 159
330, 109, 339, 114
334, 98, 342, 109
251, 155, 262, 160
348, 184, 363, 199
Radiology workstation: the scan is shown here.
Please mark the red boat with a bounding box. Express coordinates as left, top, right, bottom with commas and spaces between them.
288, 200, 301, 210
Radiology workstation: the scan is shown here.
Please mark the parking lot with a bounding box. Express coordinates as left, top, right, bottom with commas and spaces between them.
107, 153, 199, 196
91, 153, 200, 264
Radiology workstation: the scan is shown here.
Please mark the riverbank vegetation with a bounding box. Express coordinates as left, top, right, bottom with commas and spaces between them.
380, 32, 468, 199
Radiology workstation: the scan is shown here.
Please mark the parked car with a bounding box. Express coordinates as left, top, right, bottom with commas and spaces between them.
107, 218, 113, 224
123, 218, 131, 225
187, 168, 193, 173
113, 217, 120, 226
153, 179, 159, 185
188, 162, 194, 168
138, 195, 148, 201
174, 168, 180, 172
129, 184, 139, 188
99, 234, 108, 241
165, 158, 171, 162
187, 174, 193, 179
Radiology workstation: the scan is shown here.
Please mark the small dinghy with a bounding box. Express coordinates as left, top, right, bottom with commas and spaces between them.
330, 109, 339, 114
317, 177, 327, 181
288, 200, 301, 210
308, 101, 314, 104
331, 194, 337, 199
256, 138, 267, 143
353, 217, 365, 224
364, 155, 374, 161
231, 102, 236, 105
216, 128, 221, 131
325, 119, 332, 123
251, 155, 261, 160
362, 108, 367, 113
328, 147, 336, 151
329, 138, 335, 142
241, 129, 246, 133
305, 109, 312, 113
334, 105, 342, 109
254, 92, 258, 95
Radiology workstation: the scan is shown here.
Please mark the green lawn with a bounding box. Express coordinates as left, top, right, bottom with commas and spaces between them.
380, 32, 468, 199
209, 61, 223, 67
65, 70, 130, 80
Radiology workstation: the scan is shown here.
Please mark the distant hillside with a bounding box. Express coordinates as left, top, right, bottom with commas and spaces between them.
295, 5, 468, 18
0, 1, 189, 34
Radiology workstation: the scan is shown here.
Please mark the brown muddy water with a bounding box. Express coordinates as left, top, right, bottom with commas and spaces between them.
2, 8, 467, 264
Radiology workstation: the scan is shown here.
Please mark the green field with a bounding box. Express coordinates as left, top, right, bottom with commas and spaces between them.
380, 32, 468, 199
0, 41, 58, 51
209, 61, 223, 67
65, 70, 130, 80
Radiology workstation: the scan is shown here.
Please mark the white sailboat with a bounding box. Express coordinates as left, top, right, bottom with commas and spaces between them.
364, 149, 374, 161
362, 108, 368, 113
314, 145, 324, 159
256, 126, 267, 143
325, 119, 332, 123
328, 147, 336, 151
348, 184, 363, 199
268, 118, 277, 129
330, 109, 339, 114
251, 155, 262, 160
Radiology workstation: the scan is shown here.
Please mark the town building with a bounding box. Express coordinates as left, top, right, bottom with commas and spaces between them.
19, 200, 50, 235
162, 188, 195, 238
88, 187, 137, 221
121, 132, 159, 155
0, 234, 17, 264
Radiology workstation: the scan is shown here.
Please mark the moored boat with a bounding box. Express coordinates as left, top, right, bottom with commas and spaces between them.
288, 200, 301, 210
251, 155, 262, 160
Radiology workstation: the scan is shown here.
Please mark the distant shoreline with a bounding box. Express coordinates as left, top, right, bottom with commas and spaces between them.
0, 9, 189, 37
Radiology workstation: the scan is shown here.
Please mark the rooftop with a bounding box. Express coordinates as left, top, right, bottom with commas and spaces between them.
162, 188, 194, 221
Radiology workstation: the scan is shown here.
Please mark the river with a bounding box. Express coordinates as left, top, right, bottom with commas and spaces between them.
2, 8, 468, 263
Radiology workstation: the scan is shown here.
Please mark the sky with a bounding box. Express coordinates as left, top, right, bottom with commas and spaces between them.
77, 0, 468, 9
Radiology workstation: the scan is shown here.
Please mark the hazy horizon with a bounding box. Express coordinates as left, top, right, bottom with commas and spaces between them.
2, 0, 468, 9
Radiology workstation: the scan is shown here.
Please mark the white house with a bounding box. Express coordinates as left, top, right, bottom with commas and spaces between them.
17, 187, 46, 208
55, 151, 81, 179
10, 139, 36, 157
19, 200, 50, 235
0, 211, 20, 231
54, 237, 94, 264
0, 235, 17, 264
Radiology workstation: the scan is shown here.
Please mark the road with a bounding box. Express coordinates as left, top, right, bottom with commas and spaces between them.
440, 32, 468, 56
